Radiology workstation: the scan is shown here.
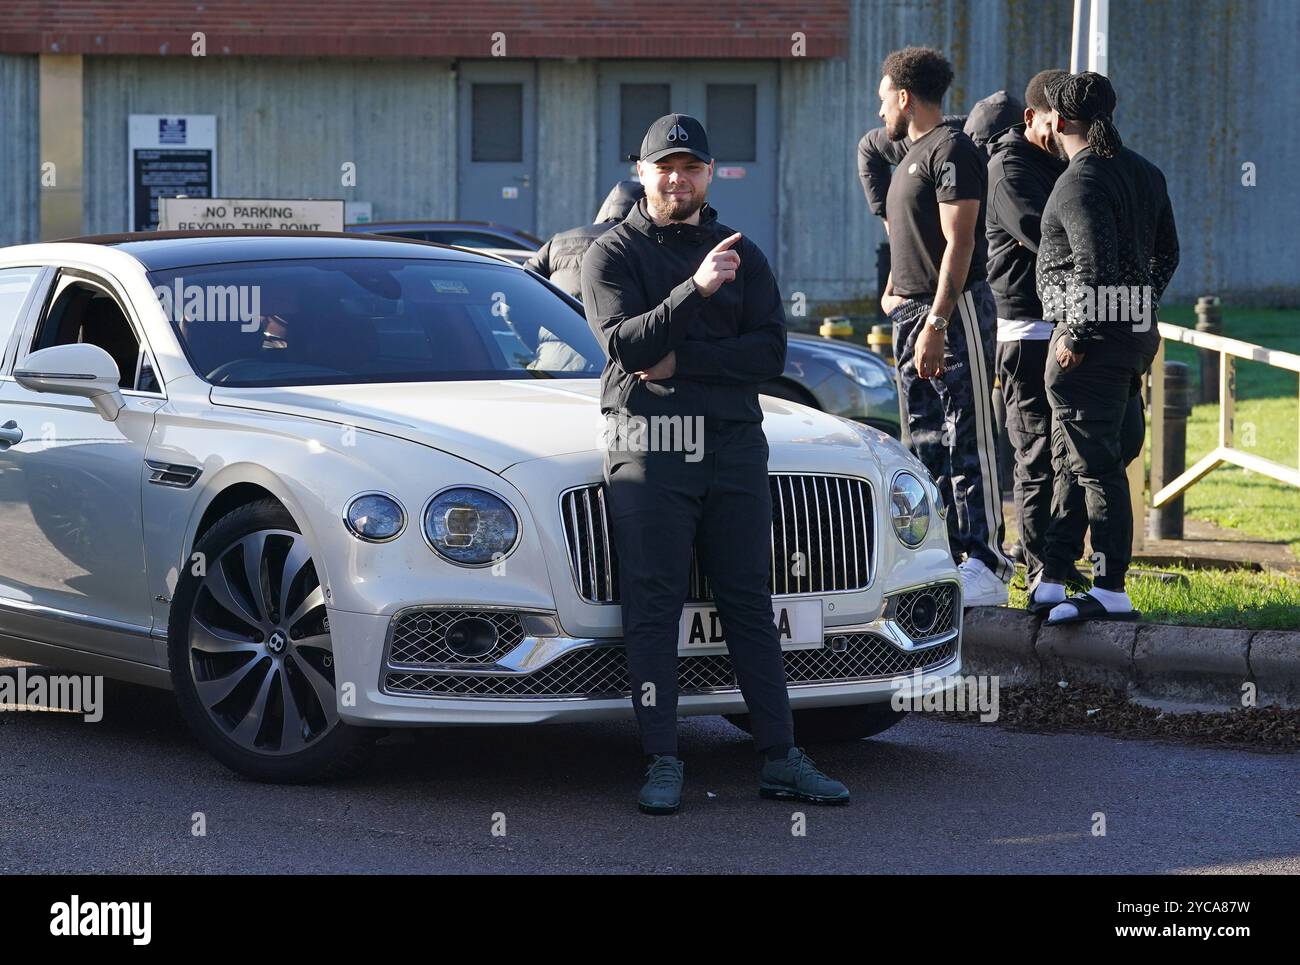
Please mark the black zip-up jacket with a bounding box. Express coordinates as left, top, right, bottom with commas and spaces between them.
1036, 145, 1180, 354
580, 197, 786, 424
985, 124, 1066, 320
524, 181, 643, 299
525, 222, 610, 299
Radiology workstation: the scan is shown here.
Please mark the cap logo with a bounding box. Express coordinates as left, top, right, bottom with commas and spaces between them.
667, 124, 689, 142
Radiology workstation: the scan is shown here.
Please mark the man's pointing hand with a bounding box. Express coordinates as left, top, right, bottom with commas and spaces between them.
692, 232, 742, 297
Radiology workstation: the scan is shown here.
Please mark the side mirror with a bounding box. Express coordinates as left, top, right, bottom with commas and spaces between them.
14, 343, 126, 421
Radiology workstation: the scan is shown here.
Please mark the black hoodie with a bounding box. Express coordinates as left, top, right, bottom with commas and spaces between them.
963, 90, 1025, 149
525, 180, 645, 299
580, 197, 786, 426
985, 123, 1066, 320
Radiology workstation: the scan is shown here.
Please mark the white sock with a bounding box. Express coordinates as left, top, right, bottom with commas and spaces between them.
961, 557, 989, 574
1088, 586, 1133, 612
1048, 586, 1132, 622
1032, 579, 1066, 604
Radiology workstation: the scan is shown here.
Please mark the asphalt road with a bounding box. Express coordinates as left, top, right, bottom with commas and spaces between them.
1, 666, 1296, 874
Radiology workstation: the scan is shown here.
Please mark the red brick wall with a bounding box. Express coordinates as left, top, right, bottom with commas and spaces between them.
0, 1, 847, 58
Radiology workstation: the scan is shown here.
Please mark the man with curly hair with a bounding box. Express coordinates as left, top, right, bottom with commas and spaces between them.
877, 46, 1013, 607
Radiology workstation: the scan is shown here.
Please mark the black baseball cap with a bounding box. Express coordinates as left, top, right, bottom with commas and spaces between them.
638, 113, 712, 164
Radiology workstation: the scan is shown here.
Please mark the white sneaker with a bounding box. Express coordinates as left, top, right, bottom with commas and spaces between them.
958, 558, 1009, 607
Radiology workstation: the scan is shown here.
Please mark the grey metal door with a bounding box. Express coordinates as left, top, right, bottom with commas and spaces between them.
458, 62, 537, 233
598, 62, 779, 270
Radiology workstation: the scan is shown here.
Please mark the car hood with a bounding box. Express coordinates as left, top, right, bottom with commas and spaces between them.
210, 379, 868, 474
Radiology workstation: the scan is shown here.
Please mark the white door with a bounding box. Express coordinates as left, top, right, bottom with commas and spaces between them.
0, 268, 160, 661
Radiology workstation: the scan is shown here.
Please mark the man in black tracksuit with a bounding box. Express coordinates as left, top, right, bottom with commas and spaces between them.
988, 71, 1148, 606
985, 71, 1069, 595
876, 48, 1014, 608
524, 180, 644, 299
858, 87, 1024, 572
1035, 72, 1180, 623
581, 113, 849, 814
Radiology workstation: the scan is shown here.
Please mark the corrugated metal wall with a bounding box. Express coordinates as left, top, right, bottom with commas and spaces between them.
779, 0, 1075, 306
0, 55, 40, 248
536, 61, 598, 240
4, 2, 1296, 304
81, 56, 458, 234
1107, 0, 1300, 305
781, 0, 1299, 307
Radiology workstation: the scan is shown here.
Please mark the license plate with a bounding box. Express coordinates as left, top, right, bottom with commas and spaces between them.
677, 600, 823, 654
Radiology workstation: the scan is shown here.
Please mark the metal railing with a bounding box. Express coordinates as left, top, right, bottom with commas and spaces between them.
1147, 321, 1300, 524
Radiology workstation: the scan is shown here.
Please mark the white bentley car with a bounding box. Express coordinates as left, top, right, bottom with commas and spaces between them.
0, 233, 962, 781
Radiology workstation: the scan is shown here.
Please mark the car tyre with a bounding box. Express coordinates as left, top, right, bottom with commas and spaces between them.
724, 703, 907, 744
168, 498, 374, 782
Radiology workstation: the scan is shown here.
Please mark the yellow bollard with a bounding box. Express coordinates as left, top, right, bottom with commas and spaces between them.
819, 316, 855, 340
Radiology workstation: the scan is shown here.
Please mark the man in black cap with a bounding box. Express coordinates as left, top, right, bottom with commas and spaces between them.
581, 113, 850, 814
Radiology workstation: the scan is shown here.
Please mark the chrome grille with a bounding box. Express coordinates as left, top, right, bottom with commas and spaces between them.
889, 583, 959, 643
387, 608, 526, 666
384, 633, 953, 699
561, 474, 873, 604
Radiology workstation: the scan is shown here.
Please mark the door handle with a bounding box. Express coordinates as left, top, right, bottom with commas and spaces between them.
0, 420, 23, 450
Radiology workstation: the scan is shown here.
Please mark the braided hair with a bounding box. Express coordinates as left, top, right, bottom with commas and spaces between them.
1047, 71, 1122, 158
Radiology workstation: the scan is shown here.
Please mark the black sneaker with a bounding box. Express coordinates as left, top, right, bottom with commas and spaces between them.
638, 755, 684, 814
759, 747, 850, 805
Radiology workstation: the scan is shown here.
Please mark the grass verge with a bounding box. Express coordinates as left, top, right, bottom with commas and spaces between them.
1008, 564, 1300, 630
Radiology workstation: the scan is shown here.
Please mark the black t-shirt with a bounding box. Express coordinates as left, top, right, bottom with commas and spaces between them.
885, 125, 988, 299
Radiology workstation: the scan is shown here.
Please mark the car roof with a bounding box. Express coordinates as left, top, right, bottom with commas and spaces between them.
50, 230, 517, 272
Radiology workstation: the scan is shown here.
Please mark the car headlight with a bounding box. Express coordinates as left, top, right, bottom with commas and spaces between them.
835, 355, 890, 389
423, 487, 520, 566
889, 471, 930, 547
343, 492, 406, 542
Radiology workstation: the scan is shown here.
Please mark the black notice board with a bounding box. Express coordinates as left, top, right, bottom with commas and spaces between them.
132, 149, 214, 231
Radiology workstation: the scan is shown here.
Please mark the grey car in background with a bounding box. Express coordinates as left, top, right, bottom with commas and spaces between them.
767, 332, 901, 438
345, 221, 542, 265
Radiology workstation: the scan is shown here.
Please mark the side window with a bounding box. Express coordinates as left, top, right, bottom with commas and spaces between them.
31, 275, 142, 390
0, 268, 42, 371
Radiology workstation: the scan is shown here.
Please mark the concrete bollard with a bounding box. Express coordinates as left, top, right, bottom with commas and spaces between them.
1149, 360, 1192, 539
1194, 296, 1222, 404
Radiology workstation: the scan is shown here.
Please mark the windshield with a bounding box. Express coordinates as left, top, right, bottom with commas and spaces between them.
148, 257, 603, 386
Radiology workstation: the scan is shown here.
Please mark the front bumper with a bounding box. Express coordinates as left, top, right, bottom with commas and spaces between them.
327, 583, 962, 727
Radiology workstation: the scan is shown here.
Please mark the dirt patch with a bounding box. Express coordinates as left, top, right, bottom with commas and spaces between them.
931, 683, 1298, 752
